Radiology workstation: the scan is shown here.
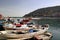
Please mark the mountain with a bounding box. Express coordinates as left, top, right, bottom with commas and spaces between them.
23, 6, 60, 17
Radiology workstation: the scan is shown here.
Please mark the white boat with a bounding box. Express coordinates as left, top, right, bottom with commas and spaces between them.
34, 32, 52, 40
0, 26, 49, 40
0, 23, 49, 40
3, 23, 49, 30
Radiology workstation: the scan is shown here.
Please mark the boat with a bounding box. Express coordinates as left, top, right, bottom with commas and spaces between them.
34, 32, 52, 40
0, 26, 49, 39
2, 18, 50, 40
3, 23, 49, 30
3, 17, 49, 31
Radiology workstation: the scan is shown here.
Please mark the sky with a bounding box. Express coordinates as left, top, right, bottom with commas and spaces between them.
0, 0, 60, 17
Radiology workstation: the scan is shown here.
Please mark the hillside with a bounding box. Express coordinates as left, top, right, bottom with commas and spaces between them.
23, 6, 60, 17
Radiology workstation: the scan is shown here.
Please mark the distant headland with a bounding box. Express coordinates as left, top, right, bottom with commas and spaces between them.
23, 6, 60, 18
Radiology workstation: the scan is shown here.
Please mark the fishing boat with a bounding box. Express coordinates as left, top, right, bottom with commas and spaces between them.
3, 17, 49, 31
3, 22, 49, 30
34, 32, 52, 40
2, 18, 50, 40
0, 26, 49, 39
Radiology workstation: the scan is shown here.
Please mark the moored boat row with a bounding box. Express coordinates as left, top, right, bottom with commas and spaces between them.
0, 24, 52, 40
0, 16, 52, 40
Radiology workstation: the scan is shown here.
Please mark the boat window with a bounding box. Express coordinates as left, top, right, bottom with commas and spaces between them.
27, 22, 34, 25
41, 24, 48, 27
29, 29, 38, 33
11, 32, 25, 34
33, 30, 38, 32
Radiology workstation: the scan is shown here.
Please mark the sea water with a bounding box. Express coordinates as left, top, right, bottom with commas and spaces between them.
32, 19, 60, 40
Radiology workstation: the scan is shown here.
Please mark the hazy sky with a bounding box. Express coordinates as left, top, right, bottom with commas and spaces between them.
0, 0, 60, 17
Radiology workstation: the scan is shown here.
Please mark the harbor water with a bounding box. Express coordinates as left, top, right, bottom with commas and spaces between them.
33, 19, 60, 40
